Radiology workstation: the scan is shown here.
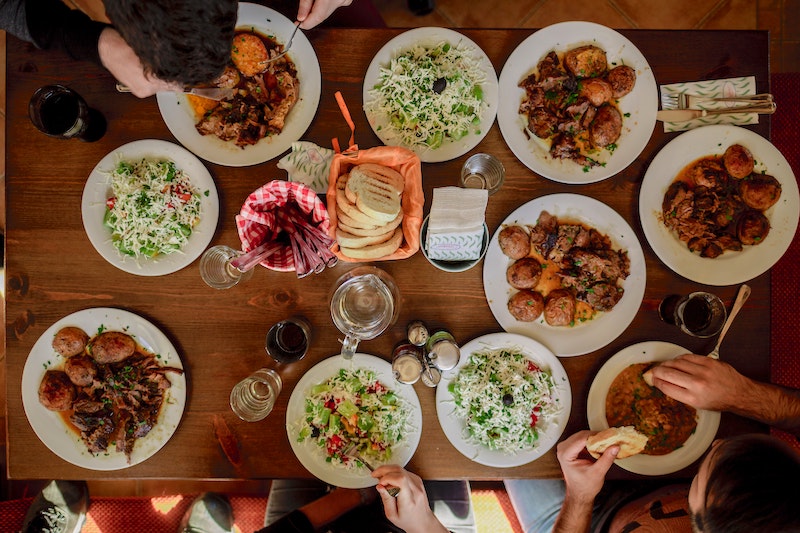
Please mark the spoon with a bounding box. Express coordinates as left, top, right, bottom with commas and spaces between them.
707, 284, 751, 359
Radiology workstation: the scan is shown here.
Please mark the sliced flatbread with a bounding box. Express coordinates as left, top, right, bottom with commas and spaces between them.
336, 174, 387, 226
345, 164, 403, 223
338, 212, 403, 237
586, 426, 649, 459
340, 227, 403, 260
336, 227, 396, 248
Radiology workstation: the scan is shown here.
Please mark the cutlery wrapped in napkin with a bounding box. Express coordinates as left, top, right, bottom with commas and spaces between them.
660, 76, 759, 132
426, 187, 488, 261
277, 141, 335, 194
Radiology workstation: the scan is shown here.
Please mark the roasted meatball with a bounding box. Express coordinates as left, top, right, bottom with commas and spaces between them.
606, 65, 636, 98
739, 174, 782, 211
737, 210, 770, 245
89, 331, 136, 364
686, 158, 727, 189
579, 78, 613, 107
564, 45, 607, 78
723, 144, 755, 179
506, 257, 543, 289
498, 226, 531, 259
38, 370, 76, 411
508, 290, 545, 322
52, 326, 89, 358
65, 355, 97, 387
544, 289, 576, 327
589, 105, 622, 148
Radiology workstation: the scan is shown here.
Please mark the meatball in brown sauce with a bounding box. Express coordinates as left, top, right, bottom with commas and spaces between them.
606, 65, 636, 98
65, 356, 98, 387
739, 174, 782, 211
564, 45, 607, 78
544, 289, 576, 327
508, 290, 545, 322
52, 326, 89, 358
737, 210, 770, 245
507, 257, 543, 289
39, 370, 76, 411
89, 331, 136, 364
723, 144, 755, 179
499, 225, 531, 260
589, 105, 622, 148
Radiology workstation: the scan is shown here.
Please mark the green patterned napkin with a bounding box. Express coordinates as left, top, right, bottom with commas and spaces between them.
277, 141, 334, 193
660, 76, 758, 132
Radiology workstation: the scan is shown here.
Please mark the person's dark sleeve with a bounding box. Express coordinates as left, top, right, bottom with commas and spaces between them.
254, 509, 315, 533
2, 0, 109, 64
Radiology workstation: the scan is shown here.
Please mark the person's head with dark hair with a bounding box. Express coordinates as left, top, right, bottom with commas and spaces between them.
688, 434, 800, 533
103, 0, 238, 86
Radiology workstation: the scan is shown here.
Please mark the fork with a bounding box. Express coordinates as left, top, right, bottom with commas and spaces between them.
707, 284, 751, 359
343, 445, 401, 497
258, 22, 300, 66
662, 92, 774, 110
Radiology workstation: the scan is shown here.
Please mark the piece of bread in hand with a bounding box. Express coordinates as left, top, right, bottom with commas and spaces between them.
340, 227, 403, 259
642, 367, 656, 387
586, 426, 649, 459
345, 164, 404, 223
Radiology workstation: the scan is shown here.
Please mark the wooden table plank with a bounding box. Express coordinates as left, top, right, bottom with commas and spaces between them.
5, 28, 771, 480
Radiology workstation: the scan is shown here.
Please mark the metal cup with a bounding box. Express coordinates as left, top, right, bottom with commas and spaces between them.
460, 153, 505, 195
229, 368, 282, 422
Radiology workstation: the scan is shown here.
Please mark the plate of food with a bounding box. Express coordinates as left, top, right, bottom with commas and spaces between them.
436, 332, 571, 467
497, 21, 657, 184
587, 341, 721, 475
363, 27, 499, 163
286, 353, 422, 488
21, 308, 186, 471
156, 2, 321, 166
483, 193, 646, 357
640, 124, 800, 285
81, 139, 219, 276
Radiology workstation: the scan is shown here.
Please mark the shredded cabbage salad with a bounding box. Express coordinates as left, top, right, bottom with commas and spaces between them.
103, 158, 204, 258
297, 367, 411, 470
366, 40, 487, 150
448, 347, 561, 454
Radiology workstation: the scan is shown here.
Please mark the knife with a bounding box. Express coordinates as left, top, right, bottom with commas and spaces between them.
657, 102, 777, 122
116, 83, 234, 101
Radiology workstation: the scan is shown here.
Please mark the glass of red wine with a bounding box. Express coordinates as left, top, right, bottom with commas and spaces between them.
28, 85, 106, 142
659, 292, 727, 338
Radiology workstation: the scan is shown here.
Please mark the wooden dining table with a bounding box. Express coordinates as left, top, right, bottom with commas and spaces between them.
4, 27, 772, 481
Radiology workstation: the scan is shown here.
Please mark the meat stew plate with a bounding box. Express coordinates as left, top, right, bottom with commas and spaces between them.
639, 124, 800, 285
497, 21, 658, 184
483, 194, 646, 357
587, 341, 721, 476
156, 3, 321, 167
21, 308, 186, 471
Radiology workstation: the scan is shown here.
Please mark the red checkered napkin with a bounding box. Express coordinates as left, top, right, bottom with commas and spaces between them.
235, 180, 330, 272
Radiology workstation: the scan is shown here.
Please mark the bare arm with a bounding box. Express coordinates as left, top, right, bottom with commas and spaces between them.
553, 431, 618, 533
372, 465, 449, 533
651, 354, 800, 437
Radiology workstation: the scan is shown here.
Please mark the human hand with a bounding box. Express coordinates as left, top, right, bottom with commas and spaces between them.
97, 28, 182, 98
372, 465, 448, 533
297, 0, 353, 29
649, 353, 752, 411
557, 430, 618, 504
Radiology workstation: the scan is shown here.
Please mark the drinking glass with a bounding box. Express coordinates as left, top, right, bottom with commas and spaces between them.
265, 317, 311, 364
28, 85, 106, 142
199, 245, 254, 289
460, 153, 505, 195
229, 368, 282, 422
329, 266, 400, 359
659, 292, 727, 338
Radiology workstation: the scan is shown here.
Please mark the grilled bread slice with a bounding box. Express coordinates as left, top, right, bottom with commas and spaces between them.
586, 426, 648, 459
340, 227, 403, 259
336, 173, 387, 226
338, 212, 403, 237
345, 164, 404, 223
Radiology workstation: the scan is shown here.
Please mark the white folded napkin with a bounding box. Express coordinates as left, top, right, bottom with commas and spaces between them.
660, 76, 758, 132
426, 187, 488, 261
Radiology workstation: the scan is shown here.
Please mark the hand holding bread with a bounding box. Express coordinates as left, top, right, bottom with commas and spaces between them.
334, 163, 406, 259
586, 426, 648, 459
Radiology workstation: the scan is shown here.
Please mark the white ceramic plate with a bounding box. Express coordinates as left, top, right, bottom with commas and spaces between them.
435, 332, 571, 467
497, 21, 657, 184
156, 3, 321, 166
483, 194, 646, 357
81, 139, 219, 276
21, 308, 186, 471
363, 27, 499, 163
587, 341, 720, 476
286, 353, 422, 488
639, 124, 800, 285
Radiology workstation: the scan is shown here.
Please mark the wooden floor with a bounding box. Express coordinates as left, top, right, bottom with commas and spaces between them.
1, 0, 798, 502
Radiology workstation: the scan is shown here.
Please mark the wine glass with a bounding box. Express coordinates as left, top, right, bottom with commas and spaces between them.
329, 266, 400, 359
